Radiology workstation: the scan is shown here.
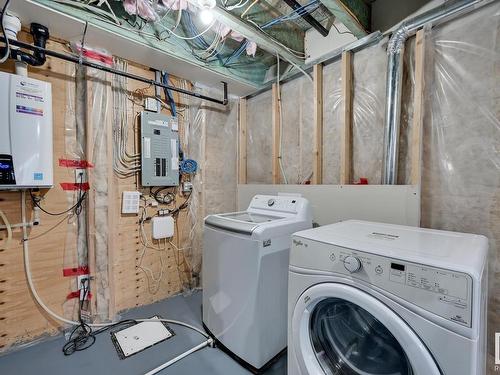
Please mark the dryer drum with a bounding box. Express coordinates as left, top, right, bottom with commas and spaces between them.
309, 298, 414, 375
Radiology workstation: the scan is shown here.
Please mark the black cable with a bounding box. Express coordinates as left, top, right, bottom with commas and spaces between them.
74, 173, 85, 216
0, 0, 12, 64
62, 318, 138, 356
151, 187, 175, 205
170, 192, 191, 218
30, 174, 87, 216
62, 277, 138, 356
30, 190, 87, 216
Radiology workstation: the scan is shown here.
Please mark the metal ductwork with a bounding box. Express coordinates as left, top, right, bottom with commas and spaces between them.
381, 0, 482, 184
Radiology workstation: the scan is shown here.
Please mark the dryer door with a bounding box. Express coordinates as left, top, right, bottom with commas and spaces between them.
291, 283, 440, 375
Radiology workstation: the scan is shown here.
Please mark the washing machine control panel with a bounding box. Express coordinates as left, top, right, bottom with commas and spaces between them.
249, 195, 300, 213
291, 237, 473, 327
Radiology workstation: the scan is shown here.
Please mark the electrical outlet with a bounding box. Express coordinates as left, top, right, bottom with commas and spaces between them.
77, 275, 90, 301
182, 181, 193, 193
74, 168, 87, 183
144, 97, 159, 112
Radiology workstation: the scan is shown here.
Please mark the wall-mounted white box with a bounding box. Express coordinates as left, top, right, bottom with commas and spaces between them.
122, 191, 141, 214
0, 71, 53, 189
152, 216, 175, 239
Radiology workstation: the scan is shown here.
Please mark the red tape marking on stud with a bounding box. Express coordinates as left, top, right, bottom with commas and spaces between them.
59, 159, 94, 169
60, 182, 90, 191
63, 266, 90, 277
66, 291, 92, 300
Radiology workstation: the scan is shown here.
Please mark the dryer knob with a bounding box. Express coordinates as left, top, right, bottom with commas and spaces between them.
343, 256, 362, 273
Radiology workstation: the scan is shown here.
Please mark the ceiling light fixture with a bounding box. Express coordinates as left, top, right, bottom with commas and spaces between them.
197, 0, 216, 25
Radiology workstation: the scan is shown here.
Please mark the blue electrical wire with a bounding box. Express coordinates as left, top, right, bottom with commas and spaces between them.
223, 0, 319, 66
180, 159, 198, 174
223, 40, 248, 66
161, 72, 177, 117
260, 0, 320, 29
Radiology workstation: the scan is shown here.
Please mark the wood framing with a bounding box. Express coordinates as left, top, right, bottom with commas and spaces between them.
85, 71, 98, 317
312, 64, 324, 184
238, 98, 248, 184
340, 51, 353, 184
272, 83, 281, 184
0, 35, 193, 350
410, 29, 426, 185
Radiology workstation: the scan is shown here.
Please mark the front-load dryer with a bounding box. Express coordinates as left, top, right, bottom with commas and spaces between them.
288, 220, 488, 375
203, 195, 312, 373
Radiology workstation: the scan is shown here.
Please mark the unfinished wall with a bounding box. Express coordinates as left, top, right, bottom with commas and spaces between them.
246, 74, 315, 184
351, 38, 388, 184
247, 90, 273, 183
186, 86, 239, 280
322, 60, 342, 184
280, 76, 314, 184
244, 2, 500, 370
419, 5, 500, 369
0, 30, 228, 351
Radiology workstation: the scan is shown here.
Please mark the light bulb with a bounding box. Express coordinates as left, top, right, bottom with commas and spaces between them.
199, 8, 214, 25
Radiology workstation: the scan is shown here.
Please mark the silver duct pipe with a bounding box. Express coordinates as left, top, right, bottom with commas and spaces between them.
382, 0, 482, 184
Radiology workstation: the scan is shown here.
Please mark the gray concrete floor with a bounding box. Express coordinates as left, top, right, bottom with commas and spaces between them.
0, 291, 286, 375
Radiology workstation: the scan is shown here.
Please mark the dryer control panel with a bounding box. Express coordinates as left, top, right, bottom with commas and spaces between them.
291, 237, 473, 327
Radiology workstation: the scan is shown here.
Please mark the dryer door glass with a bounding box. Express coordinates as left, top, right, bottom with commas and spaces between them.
309, 298, 413, 375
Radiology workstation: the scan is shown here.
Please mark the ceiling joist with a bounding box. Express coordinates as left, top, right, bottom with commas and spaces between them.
213, 4, 304, 65
318, 0, 369, 38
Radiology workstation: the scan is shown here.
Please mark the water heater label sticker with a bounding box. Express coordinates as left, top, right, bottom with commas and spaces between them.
16, 91, 44, 102
16, 105, 43, 116
33, 173, 43, 180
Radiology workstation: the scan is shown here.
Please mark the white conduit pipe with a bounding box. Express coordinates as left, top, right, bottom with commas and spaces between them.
21, 190, 210, 338
0, 209, 12, 250
382, 0, 482, 184
143, 339, 214, 375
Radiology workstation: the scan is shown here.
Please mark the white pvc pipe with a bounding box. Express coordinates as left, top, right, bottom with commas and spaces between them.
15, 61, 28, 76
21, 191, 212, 336
144, 339, 213, 375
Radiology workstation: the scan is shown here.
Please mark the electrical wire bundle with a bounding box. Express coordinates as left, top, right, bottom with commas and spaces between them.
112, 58, 141, 177
244, 0, 323, 61
180, 159, 197, 175
151, 187, 176, 205
138, 203, 169, 295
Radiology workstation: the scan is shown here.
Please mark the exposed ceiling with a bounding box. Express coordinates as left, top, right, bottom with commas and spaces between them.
9, 0, 372, 95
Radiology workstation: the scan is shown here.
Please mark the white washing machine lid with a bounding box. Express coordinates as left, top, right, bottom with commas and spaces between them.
204, 195, 312, 237
204, 211, 286, 235
291, 283, 441, 375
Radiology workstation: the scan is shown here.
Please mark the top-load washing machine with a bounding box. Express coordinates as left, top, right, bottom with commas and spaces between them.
203, 194, 312, 373
288, 220, 488, 375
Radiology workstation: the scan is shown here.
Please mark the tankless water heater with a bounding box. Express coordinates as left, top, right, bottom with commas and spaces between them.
0, 71, 53, 189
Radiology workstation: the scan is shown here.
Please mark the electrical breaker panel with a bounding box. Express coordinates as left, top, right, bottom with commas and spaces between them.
140, 111, 179, 187
0, 71, 53, 189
